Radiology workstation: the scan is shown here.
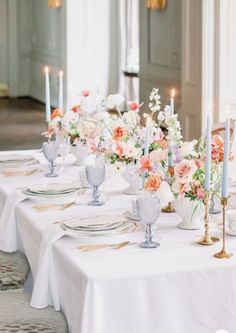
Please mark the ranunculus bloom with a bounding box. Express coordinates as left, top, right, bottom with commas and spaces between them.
196, 187, 205, 200
195, 159, 202, 169
140, 156, 153, 173
174, 159, 197, 184
211, 135, 224, 162
145, 174, 161, 192
113, 127, 127, 141
51, 108, 64, 119
128, 101, 143, 111
157, 139, 168, 149
81, 90, 90, 97
71, 104, 81, 113
114, 144, 124, 157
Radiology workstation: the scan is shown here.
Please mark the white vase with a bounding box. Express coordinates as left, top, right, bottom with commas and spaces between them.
122, 166, 140, 195
173, 197, 204, 230
71, 143, 88, 166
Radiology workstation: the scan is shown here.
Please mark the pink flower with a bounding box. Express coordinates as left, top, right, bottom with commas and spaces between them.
196, 187, 205, 200
81, 90, 90, 97
128, 101, 143, 111
174, 159, 197, 184
139, 156, 153, 173
195, 159, 202, 169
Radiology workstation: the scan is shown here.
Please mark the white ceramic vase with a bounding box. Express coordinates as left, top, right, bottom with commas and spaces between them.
71, 142, 88, 166
121, 165, 140, 195
173, 197, 204, 230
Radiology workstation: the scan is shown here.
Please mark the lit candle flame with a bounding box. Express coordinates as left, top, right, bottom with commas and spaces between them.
44, 66, 49, 74
59, 70, 64, 78
171, 89, 175, 98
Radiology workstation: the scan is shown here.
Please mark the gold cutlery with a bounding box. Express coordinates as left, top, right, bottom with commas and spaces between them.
33, 201, 77, 212
3, 169, 40, 177
78, 241, 136, 252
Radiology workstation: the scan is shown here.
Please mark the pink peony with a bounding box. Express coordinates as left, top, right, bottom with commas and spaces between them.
174, 159, 197, 184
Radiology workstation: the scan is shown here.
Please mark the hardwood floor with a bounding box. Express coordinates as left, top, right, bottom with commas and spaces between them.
0, 98, 45, 151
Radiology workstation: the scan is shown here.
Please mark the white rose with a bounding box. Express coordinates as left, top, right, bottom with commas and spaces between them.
179, 140, 197, 158
106, 94, 125, 109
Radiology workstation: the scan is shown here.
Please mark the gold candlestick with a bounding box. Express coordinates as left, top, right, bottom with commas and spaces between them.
196, 191, 220, 245
162, 166, 175, 213
214, 197, 233, 259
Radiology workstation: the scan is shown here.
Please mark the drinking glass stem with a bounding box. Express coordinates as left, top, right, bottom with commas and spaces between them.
50, 161, 54, 175
145, 224, 153, 244
92, 186, 99, 203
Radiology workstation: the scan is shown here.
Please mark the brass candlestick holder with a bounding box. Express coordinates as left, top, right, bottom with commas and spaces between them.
214, 197, 233, 259
196, 191, 220, 245
162, 166, 175, 213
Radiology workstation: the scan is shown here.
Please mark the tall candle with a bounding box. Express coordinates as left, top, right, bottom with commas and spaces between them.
44, 66, 51, 122
170, 89, 175, 115
168, 145, 174, 167
58, 70, 63, 110
222, 112, 230, 198
142, 121, 150, 189
204, 112, 211, 191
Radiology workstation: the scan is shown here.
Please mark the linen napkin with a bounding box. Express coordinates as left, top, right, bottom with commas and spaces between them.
0, 190, 27, 252
31, 224, 68, 310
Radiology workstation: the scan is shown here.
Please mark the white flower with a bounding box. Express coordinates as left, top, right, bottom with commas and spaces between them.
157, 111, 165, 122
106, 94, 125, 109
156, 181, 174, 207
179, 140, 198, 158
150, 149, 168, 163
77, 119, 96, 140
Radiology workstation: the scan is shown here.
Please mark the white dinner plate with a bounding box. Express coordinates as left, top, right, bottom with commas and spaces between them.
124, 210, 140, 221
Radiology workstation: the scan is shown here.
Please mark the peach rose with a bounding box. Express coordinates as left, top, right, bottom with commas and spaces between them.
145, 174, 161, 192
174, 159, 197, 184
113, 127, 127, 141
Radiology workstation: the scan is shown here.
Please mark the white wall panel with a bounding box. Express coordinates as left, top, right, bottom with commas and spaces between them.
0, 0, 8, 86
139, 0, 181, 109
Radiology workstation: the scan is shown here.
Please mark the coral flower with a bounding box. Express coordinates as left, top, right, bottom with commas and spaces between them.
145, 174, 161, 192
81, 90, 90, 97
71, 104, 81, 113
113, 127, 127, 141
128, 101, 143, 111
157, 139, 168, 149
51, 108, 64, 119
140, 156, 153, 173
114, 144, 124, 157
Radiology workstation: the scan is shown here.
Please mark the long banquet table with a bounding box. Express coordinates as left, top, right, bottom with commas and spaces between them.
0, 150, 236, 333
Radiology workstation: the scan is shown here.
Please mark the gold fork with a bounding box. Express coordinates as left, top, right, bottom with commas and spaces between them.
78, 241, 136, 252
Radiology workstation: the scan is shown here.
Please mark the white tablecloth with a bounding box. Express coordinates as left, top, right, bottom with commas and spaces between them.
0, 150, 236, 333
